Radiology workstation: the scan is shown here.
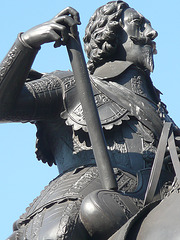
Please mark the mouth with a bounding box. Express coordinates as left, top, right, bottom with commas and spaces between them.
130, 36, 157, 54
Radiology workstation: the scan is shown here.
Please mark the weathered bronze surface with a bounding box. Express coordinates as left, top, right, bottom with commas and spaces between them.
1, 1, 180, 239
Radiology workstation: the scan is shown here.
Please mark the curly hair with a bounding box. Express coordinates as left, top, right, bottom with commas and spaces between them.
84, 1, 129, 73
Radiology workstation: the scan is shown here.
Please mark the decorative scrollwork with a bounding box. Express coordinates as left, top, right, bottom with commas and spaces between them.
0, 46, 18, 84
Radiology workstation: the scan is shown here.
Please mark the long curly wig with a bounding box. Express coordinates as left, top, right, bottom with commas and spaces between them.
84, 1, 129, 74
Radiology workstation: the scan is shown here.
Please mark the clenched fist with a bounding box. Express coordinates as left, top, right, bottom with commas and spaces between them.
21, 7, 80, 48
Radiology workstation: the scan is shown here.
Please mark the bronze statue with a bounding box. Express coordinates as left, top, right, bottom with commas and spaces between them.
1, 1, 180, 239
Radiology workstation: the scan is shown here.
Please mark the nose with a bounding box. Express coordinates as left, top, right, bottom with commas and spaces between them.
145, 25, 158, 40
147, 29, 158, 40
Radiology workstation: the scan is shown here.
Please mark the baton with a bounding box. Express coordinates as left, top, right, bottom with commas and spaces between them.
66, 33, 117, 191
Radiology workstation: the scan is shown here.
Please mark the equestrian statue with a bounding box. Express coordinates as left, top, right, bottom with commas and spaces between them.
1, 1, 180, 239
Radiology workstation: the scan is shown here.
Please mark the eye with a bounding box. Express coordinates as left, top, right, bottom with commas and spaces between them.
132, 18, 142, 26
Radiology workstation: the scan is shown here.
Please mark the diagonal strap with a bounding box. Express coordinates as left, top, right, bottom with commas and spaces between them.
91, 76, 163, 138
144, 122, 172, 205
168, 131, 180, 185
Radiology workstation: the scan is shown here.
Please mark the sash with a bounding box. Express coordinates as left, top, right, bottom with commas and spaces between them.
91, 76, 163, 138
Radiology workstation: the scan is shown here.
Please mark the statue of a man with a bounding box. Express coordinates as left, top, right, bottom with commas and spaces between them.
1, 1, 179, 239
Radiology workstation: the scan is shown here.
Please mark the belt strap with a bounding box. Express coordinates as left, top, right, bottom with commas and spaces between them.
168, 131, 180, 184
144, 122, 180, 205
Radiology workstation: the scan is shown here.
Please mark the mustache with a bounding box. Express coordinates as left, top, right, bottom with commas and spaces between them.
130, 36, 157, 54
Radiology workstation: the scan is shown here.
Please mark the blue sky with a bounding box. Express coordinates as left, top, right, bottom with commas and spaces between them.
0, 0, 179, 238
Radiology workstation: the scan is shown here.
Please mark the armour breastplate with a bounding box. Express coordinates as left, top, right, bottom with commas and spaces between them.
60, 65, 161, 136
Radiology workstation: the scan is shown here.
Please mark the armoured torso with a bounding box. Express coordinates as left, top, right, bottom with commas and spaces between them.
37, 62, 162, 175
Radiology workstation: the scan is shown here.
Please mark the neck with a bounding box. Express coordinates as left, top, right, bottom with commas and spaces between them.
93, 60, 159, 104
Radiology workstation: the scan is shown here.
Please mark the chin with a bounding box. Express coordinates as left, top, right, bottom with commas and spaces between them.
139, 45, 154, 73
123, 43, 155, 73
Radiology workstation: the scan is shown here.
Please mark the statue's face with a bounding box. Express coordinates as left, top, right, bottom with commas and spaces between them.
119, 8, 158, 72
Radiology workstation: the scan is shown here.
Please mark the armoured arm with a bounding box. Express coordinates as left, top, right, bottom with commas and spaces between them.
0, 34, 39, 121
5, 70, 67, 122
0, 35, 67, 122
0, 7, 80, 122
